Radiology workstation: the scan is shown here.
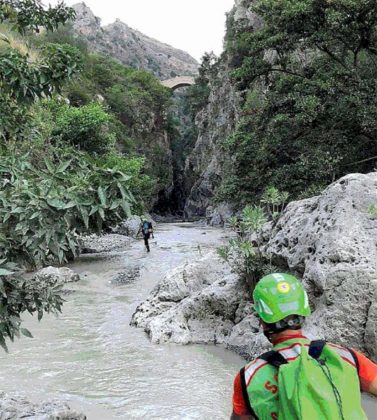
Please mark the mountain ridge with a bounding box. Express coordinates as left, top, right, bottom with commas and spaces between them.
72, 2, 199, 79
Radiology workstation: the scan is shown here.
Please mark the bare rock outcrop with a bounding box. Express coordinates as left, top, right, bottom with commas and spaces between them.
133, 172, 377, 362
71, 3, 198, 79
266, 172, 377, 358
0, 392, 86, 420
183, 0, 260, 218
131, 251, 251, 345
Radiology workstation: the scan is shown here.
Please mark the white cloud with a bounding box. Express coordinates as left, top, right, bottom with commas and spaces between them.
47, 0, 235, 61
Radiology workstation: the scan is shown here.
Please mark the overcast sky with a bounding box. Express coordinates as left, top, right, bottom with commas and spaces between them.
48, 0, 235, 61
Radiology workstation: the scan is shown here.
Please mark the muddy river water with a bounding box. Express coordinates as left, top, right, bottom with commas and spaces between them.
0, 223, 375, 419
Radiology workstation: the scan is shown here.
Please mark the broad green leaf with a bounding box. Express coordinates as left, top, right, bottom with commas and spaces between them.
121, 200, 131, 217
0, 269, 13, 277
21, 328, 33, 338
98, 186, 107, 207
57, 160, 72, 174
47, 198, 66, 209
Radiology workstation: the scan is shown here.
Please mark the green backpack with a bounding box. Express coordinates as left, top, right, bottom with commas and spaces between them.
259, 341, 367, 420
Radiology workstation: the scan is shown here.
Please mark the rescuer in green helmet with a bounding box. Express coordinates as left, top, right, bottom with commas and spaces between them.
231, 273, 377, 420
253, 273, 311, 340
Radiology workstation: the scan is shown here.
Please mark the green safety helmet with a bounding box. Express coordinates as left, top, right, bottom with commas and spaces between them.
253, 273, 311, 324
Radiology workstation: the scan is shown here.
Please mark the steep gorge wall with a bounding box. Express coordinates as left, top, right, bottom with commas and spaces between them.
183, 60, 241, 217
183, 0, 260, 218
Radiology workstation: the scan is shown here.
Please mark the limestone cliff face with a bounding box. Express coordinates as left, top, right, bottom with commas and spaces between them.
72, 3, 198, 79
183, 0, 259, 218
183, 61, 241, 217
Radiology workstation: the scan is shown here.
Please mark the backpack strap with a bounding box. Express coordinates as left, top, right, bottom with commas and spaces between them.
309, 340, 327, 360
259, 350, 288, 368
239, 367, 260, 420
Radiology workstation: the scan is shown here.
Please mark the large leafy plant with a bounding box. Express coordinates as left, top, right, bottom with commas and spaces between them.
0, 260, 63, 352
0, 150, 137, 268
0, 0, 83, 349
0, 0, 81, 141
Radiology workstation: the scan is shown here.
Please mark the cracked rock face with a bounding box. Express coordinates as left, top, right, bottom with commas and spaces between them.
131, 252, 253, 346
266, 172, 377, 358
132, 172, 377, 362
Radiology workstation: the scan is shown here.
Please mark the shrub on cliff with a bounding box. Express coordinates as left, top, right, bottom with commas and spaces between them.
218, 187, 287, 288
51, 102, 115, 155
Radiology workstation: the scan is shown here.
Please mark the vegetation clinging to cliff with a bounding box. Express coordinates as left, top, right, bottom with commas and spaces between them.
218, 0, 377, 206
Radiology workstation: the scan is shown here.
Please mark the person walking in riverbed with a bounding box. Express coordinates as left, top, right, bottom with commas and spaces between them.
231, 273, 377, 420
137, 219, 154, 252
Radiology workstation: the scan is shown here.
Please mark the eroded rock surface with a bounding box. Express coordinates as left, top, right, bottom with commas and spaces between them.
266, 172, 377, 358
80, 234, 132, 254
133, 172, 377, 361
33, 267, 80, 287
131, 251, 252, 346
0, 392, 86, 420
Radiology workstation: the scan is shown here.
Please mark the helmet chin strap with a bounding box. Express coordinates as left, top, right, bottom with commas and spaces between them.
263, 316, 304, 342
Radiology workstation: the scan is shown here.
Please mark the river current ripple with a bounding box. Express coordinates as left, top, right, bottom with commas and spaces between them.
0, 223, 375, 419
0, 223, 244, 419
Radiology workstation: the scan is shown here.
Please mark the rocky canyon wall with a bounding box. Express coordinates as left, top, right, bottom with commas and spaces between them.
183, 0, 261, 218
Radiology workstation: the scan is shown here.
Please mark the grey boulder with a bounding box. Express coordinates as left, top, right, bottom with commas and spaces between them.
131, 251, 251, 345
266, 172, 377, 358
0, 392, 86, 420
33, 267, 80, 287
79, 234, 132, 254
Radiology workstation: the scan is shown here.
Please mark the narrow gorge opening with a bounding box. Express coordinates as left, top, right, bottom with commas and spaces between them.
152, 87, 198, 217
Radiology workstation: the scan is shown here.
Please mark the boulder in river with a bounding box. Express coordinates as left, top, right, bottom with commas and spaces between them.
111, 215, 142, 238
111, 215, 156, 238
33, 266, 80, 287
206, 203, 234, 226
131, 251, 252, 345
0, 392, 86, 419
79, 234, 132, 254
111, 266, 140, 285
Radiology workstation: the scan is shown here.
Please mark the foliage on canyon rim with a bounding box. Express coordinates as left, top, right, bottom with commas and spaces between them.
219, 0, 377, 206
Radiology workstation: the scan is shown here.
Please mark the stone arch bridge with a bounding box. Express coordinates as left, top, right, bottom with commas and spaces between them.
161, 76, 195, 90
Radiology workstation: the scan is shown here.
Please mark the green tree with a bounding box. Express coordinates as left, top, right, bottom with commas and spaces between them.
51, 102, 114, 154
220, 0, 377, 205
0, 0, 82, 349
0, 0, 82, 142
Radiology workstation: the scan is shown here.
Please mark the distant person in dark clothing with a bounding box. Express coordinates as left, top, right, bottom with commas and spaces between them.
137, 220, 154, 252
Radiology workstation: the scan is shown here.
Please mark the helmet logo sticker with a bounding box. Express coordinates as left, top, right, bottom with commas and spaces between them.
277, 282, 291, 293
